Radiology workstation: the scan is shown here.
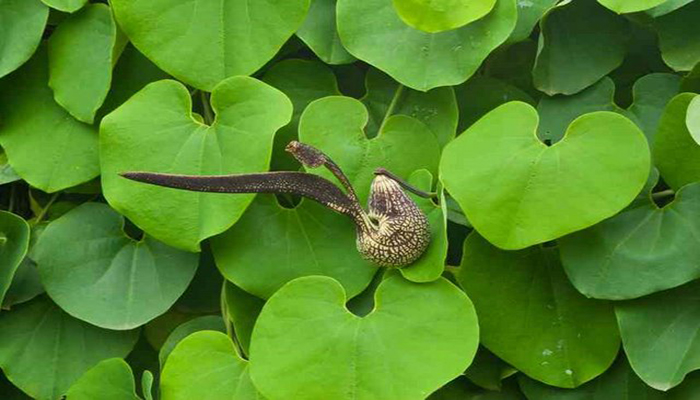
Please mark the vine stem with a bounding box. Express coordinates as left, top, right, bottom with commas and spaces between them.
200, 91, 215, 125
651, 189, 674, 200
377, 84, 405, 134
33, 192, 60, 225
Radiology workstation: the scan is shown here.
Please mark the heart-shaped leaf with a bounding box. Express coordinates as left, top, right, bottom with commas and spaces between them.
0, 0, 48, 79
361, 68, 458, 148
161, 331, 260, 400
399, 170, 448, 282
616, 280, 700, 390
65, 358, 139, 400
48, 4, 123, 123
336, 0, 516, 91
441, 101, 650, 250
101, 77, 292, 252
0, 296, 138, 399
598, 0, 669, 13
458, 233, 621, 388
655, 0, 700, 71
518, 356, 665, 399
159, 315, 225, 368
559, 182, 700, 300
299, 96, 441, 204
0, 46, 99, 193
33, 203, 199, 330
249, 274, 479, 400
654, 93, 700, 190
111, 0, 310, 91
533, 0, 629, 95
687, 95, 700, 144
41, 0, 87, 13
223, 280, 264, 357
212, 194, 377, 299
391, 0, 496, 33
0, 211, 29, 305
296, 0, 355, 65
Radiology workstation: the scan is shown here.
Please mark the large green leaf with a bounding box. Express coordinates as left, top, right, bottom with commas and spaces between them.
33, 203, 199, 330
598, 0, 669, 13
336, 0, 516, 91
101, 77, 292, 252
533, 0, 629, 95
458, 233, 620, 388
654, 93, 700, 190
0, 212, 29, 305
440, 101, 649, 250
361, 68, 458, 148
212, 195, 377, 299
0, 0, 48, 79
518, 356, 664, 399
0, 297, 138, 399
616, 280, 700, 390
655, 0, 700, 71
111, 0, 310, 91
249, 274, 479, 400
296, 0, 355, 65
298, 96, 441, 204
158, 315, 225, 368
48, 4, 122, 123
65, 358, 139, 400
688, 95, 700, 144
161, 331, 260, 400
559, 182, 700, 300
391, 0, 496, 33
0, 47, 99, 193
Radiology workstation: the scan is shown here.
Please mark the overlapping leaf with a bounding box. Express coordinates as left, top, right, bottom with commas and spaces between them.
0, 0, 48, 78
101, 77, 292, 252
0, 211, 29, 305
655, 0, 700, 71
458, 233, 620, 388
654, 93, 700, 189
65, 358, 140, 400
296, 0, 355, 65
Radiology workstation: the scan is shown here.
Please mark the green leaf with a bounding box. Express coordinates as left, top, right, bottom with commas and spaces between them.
41, 0, 87, 13
518, 356, 665, 399
440, 101, 650, 250
141, 371, 154, 400
3, 224, 45, 309
361, 68, 458, 148
455, 75, 535, 133
249, 274, 479, 400
654, 93, 700, 190
33, 203, 199, 329
627, 73, 682, 142
616, 280, 700, 390
0, 211, 29, 305
655, 0, 700, 71
598, 0, 669, 13
399, 170, 448, 282
223, 280, 265, 357
65, 358, 140, 400
111, 0, 310, 91
0, 46, 99, 193
336, 0, 517, 91
688, 95, 700, 144
391, 0, 496, 33
457, 233, 621, 388
533, 0, 629, 95
212, 194, 377, 299
559, 182, 700, 300
507, 0, 557, 43
161, 331, 260, 400
0, 151, 21, 186
48, 4, 122, 123
0, 0, 48, 79
159, 315, 226, 368
101, 77, 293, 252
0, 296, 138, 400
296, 0, 355, 64
262, 59, 340, 171
646, 0, 694, 16
299, 96, 441, 204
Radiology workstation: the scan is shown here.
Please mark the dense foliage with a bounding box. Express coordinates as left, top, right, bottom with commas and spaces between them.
1, 0, 700, 398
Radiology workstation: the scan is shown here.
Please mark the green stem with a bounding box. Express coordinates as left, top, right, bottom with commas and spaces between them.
377, 84, 405, 134
651, 189, 674, 200
200, 91, 215, 125
34, 192, 59, 225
